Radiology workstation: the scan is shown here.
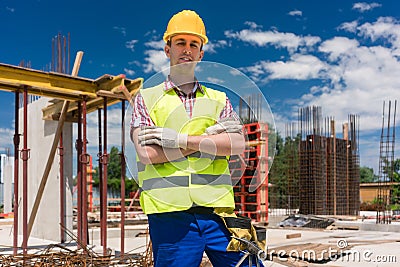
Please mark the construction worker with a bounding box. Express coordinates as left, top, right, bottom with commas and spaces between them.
131, 10, 260, 266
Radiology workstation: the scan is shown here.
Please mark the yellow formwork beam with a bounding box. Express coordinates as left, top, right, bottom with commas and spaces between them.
0, 63, 143, 121
0, 63, 97, 98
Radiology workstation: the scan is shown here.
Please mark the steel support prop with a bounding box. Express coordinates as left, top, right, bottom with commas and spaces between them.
13, 92, 20, 255
59, 132, 65, 243
120, 100, 126, 256
21, 86, 30, 254
101, 97, 109, 255
97, 108, 104, 246
81, 96, 88, 245
76, 101, 82, 245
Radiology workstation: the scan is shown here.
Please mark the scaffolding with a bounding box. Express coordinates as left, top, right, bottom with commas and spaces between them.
0, 47, 142, 256
230, 122, 269, 222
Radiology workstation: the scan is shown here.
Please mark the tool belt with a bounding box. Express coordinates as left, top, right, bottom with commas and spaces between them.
214, 208, 266, 252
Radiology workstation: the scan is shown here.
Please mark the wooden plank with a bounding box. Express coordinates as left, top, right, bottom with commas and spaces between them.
286, 233, 302, 239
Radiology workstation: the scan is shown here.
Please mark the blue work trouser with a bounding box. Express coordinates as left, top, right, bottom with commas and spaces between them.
148, 211, 262, 267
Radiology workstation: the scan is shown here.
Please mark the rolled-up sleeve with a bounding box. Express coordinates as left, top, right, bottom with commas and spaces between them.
219, 97, 240, 121
130, 93, 155, 128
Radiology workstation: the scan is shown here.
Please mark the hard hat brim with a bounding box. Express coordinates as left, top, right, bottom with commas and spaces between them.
163, 32, 208, 44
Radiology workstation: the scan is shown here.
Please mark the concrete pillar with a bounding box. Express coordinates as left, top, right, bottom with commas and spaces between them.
18, 97, 73, 242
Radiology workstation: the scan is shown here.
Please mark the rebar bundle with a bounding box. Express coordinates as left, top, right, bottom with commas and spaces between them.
376, 100, 397, 224
0, 224, 153, 267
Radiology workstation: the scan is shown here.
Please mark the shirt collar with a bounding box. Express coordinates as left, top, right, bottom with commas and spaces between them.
164, 76, 204, 95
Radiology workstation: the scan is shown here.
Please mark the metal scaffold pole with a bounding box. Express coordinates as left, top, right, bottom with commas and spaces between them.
13, 91, 20, 255
21, 86, 29, 255
81, 96, 88, 245
120, 99, 126, 256
101, 97, 109, 255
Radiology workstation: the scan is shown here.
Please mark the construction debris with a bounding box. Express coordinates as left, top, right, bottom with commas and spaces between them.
0, 245, 153, 267
279, 215, 335, 229
0, 226, 153, 267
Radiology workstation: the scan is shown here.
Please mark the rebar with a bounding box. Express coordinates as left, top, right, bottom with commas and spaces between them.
376, 100, 397, 224
297, 106, 360, 216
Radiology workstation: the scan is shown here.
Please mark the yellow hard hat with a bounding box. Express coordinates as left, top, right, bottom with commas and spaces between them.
163, 10, 208, 44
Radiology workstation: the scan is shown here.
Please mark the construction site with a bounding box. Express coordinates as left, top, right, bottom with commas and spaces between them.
1, 34, 400, 267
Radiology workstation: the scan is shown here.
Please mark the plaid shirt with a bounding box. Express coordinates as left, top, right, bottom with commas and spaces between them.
131, 78, 239, 128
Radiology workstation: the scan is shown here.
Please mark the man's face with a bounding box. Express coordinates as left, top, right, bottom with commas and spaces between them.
164, 34, 204, 67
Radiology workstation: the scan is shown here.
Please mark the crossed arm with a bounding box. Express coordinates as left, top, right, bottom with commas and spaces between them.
131, 127, 245, 165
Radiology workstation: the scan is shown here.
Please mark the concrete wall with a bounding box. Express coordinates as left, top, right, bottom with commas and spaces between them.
1, 154, 13, 213
18, 97, 73, 242
3, 158, 13, 213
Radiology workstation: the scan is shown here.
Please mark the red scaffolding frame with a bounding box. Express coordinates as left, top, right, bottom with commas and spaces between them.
230, 122, 269, 222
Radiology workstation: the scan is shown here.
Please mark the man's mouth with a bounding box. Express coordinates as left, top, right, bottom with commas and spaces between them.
179, 57, 192, 62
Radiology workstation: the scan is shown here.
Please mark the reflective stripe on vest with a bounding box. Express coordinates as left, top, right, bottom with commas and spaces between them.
137, 83, 235, 214
141, 174, 232, 190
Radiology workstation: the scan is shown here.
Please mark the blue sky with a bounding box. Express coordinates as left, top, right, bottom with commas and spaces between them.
0, 0, 399, 174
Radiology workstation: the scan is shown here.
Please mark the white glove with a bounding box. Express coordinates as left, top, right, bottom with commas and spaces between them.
138, 126, 188, 149
205, 117, 243, 135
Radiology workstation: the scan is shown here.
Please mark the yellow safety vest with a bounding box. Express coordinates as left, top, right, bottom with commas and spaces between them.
137, 83, 235, 214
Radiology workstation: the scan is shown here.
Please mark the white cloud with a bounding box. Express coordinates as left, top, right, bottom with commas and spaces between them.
288, 10, 302, 17
242, 54, 328, 82
113, 26, 126, 36
225, 27, 320, 54
124, 68, 135, 76
352, 2, 382, 13
357, 17, 400, 51
0, 128, 14, 152
145, 40, 165, 49
244, 21, 261, 29
142, 49, 169, 73
319, 37, 360, 61
338, 20, 359, 33
204, 40, 229, 54
141, 40, 169, 73
268, 54, 328, 80
339, 17, 400, 55
207, 77, 225, 84
125, 40, 138, 52
305, 44, 399, 132
6, 7, 15, 12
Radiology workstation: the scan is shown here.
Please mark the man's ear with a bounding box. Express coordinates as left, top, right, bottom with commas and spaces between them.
164, 45, 170, 58
198, 50, 204, 61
